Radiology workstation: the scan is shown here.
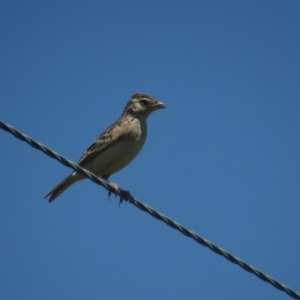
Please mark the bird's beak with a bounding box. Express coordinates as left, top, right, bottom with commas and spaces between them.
150, 102, 166, 110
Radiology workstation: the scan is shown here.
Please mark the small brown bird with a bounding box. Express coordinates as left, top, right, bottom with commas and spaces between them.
44, 93, 166, 202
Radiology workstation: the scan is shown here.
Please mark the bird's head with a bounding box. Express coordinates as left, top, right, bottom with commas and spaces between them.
123, 93, 166, 118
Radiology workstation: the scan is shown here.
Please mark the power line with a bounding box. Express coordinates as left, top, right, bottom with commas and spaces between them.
0, 119, 299, 300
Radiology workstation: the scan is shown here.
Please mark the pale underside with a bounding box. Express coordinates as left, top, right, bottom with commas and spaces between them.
72, 116, 147, 181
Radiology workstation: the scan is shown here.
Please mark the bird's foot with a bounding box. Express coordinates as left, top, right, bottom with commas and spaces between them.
108, 182, 120, 199
118, 190, 133, 207
107, 182, 133, 206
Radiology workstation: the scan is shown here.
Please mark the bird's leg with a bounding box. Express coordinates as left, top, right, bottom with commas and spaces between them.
109, 182, 120, 194
106, 180, 133, 206
107, 182, 120, 199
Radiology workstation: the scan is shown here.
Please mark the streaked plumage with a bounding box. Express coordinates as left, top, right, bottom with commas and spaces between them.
44, 93, 165, 202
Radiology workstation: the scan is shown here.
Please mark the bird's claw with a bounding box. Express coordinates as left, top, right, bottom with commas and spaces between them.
118, 190, 133, 207
107, 182, 133, 206
107, 182, 120, 200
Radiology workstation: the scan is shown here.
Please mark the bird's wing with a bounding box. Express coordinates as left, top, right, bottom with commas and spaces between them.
78, 121, 125, 167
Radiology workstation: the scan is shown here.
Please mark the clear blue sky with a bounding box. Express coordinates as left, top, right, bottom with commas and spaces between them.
0, 1, 299, 299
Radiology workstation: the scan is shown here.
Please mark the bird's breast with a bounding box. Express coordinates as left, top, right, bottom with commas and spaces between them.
88, 118, 147, 177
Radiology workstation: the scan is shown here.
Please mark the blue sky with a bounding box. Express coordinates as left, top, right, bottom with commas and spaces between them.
0, 1, 299, 299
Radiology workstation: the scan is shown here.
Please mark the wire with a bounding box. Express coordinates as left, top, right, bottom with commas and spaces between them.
1, 119, 299, 300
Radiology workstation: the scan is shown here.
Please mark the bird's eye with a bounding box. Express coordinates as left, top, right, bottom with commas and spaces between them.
140, 100, 148, 106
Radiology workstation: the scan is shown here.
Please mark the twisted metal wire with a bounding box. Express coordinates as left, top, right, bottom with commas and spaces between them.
1, 119, 299, 300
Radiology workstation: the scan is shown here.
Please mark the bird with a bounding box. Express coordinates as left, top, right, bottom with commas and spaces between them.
44, 93, 166, 202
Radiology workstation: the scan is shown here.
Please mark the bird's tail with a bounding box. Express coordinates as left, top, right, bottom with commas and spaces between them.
44, 173, 83, 203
